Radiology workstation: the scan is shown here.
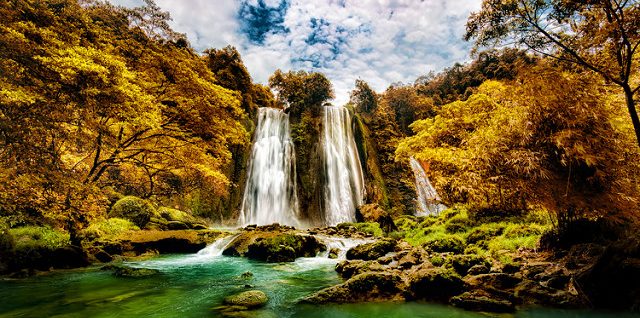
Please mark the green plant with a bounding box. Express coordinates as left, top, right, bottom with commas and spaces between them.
9, 226, 70, 250
81, 218, 139, 241
109, 196, 156, 228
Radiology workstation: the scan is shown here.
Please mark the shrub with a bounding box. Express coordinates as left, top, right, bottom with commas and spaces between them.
503, 223, 545, 238
466, 223, 505, 244
0, 222, 15, 257
81, 218, 139, 241
10, 226, 69, 250
422, 233, 466, 254
109, 196, 156, 227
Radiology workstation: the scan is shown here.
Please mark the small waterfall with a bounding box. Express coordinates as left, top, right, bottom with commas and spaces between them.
410, 157, 447, 216
197, 234, 240, 257
316, 236, 372, 260
239, 108, 300, 227
322, 106, 365, 226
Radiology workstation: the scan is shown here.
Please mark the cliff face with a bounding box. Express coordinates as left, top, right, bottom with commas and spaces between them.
289, 108, 326, 226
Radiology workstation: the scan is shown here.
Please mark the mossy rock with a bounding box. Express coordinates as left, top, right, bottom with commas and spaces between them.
337, 222, 384, 237
245, 234, 325, 262
346, 239, 396, 260
406, 267, 464, 301
159, 207, 197, 224
303, 272, 402, 303
81, 218, 139, 241
109, 196, 156, 228
422, 235, 465, 254
0, 222, 14, 256
446, 254, 492, 276
103, 264, 160, 278
466, 225, 505, 244
223, 290, 268, 308
450, 291, 515, 313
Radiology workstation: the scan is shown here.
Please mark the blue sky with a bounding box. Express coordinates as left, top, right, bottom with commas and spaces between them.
109, 0, 482, 105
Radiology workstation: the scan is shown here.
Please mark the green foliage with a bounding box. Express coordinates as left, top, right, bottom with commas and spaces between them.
109, 196, 156, 228
10, 226, 70, 250
268, 69, 334, 117
337, 222, 384, 237
422, 233, 466, 254
158, 207, 196, 223
81, 218, 138, 241
466, 223, 505, 244
0, 222, 15, 256
429, 255, 445, 267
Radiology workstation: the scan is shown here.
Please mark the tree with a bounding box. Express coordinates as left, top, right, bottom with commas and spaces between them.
466, 0, 640, 145
268, 70, 334, 117
350, 79, 378, 113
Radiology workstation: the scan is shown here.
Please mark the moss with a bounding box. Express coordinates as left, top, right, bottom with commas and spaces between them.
446, 254, 492, 275
407, 267, 464, 300
422, 233, 466, 254
0, 222, 15, 257
158, 207, 197, 223
10, 226, 70, 250
346, 239, 396, 260
503, 223, 546, 238
81, 218, 139, 241
430, 255, 445, 267
466, 223, 505, 244
337, 222, 384, 237
109, 196, 156, 228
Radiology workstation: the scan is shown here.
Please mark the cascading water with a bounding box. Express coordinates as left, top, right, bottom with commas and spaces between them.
410, 157, 447, 216
322, 106, 365, 226
239, 108, 300, 227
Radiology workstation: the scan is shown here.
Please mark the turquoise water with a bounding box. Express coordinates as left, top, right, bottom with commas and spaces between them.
0, 251, 638, 318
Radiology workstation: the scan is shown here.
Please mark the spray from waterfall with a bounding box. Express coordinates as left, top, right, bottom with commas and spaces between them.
323, 106, 365, 226
239, 108, 300, 226
410, 157, 447, 216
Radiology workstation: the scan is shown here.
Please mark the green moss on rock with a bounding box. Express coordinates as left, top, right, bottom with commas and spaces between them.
346, 239, 396, 260
109, 196, 156, 228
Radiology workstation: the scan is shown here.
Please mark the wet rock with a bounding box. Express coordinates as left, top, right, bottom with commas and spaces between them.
336, 260, 385, 279
502, 262, 522, 274
515, 280, 583, 308
466, 273, 522, 289
328, 248, 340, 259
94, 249, 113, 263
240, 271, 253, 279
166, 221, 190, 230
223, 290, 268, 308
467, 264, 490, 275
245, 234, 325, 262
450, 291, 515, 313
397, 248, 425, 269
192, 224, 209, 230
346, 239, 396, 260
406, 265, 464, 301
446, 254, 491, 276
104, 265, 160, 278
302, 272, 403, 304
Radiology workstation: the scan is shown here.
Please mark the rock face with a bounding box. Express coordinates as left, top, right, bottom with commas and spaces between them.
223, 290, 268, 308
346, 239, 396, 260
406, 265, 465, 301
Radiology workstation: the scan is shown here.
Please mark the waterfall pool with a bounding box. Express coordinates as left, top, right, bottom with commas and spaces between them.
0, 250, 637, 318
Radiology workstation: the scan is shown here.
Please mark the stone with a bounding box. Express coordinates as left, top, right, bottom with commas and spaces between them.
335, 260, 386, 279
450, 291, 515, 313
328, 248, 340, 259
346, 239, 396, 260
302, 272, 403, 304
406, 266, 464, 301
105, 265, 160, 278
467, 264, 490, 275
166, 221, 190, 230
223, 290, 268, 308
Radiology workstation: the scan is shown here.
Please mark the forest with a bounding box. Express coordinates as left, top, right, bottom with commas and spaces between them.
0, 0, 639, 317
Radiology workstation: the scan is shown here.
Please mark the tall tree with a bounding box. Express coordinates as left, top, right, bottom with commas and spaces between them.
268, 70, 334, 117
466, 0, 640, 145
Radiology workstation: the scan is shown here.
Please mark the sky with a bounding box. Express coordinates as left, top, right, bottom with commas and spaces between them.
109, 0, 482, 105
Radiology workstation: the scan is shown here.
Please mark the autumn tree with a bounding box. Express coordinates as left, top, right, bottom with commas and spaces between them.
466, 0, 640, 145
350, 79, 378, 113
268, 70, 334, 117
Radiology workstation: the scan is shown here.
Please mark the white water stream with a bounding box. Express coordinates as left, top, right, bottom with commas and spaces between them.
410, 157, 447, 216
322, 106, 365, 226
239, 108, 300, 226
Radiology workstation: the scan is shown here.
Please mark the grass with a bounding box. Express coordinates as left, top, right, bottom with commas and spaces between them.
81, 218, 139, 241
393, 205, 551, 265
9, 226, 70, 250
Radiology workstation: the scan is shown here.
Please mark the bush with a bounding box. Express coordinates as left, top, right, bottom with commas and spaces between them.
109, 196, 156, 227
422, 233, 466, 254
0, 222, 15, 257
158, 207, 197, 223
466, 223, 505, 244
81, 218, 139, 241
337, 222, 384, 237
10, 226, 70, 250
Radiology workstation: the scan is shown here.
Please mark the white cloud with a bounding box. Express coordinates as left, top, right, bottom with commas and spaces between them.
107, 0, 482, 105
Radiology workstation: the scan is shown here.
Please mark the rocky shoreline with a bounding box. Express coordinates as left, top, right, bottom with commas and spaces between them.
2, 223, 639, 314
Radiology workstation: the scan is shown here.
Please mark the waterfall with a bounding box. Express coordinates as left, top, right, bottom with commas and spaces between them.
410, 157, 447, 216
196, 234, 240, 257
239, 108, 300, 227
322, 106, 365, 226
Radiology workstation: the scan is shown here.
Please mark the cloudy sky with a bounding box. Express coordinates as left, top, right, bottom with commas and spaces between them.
110, 0, 482, 105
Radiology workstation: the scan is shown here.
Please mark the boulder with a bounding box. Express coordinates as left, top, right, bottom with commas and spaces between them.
103, 265, 160, 278
467, 264, 490, 275
245, 234, 325, 262
446, 254, 491, 276
406, 265, 464, 301
335, 260, 385, 279
302, 272, 403, 304
450, 291, 515, 313
223, 290, 268, 308
346, 239, 396, 260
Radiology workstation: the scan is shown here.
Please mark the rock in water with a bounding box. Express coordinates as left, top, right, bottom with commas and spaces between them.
223, 290, 268, 308
102, 265, 160, 278
346, 239, 396, 260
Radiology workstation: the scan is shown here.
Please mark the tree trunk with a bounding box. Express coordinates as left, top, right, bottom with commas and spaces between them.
622, 84, 640, 146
